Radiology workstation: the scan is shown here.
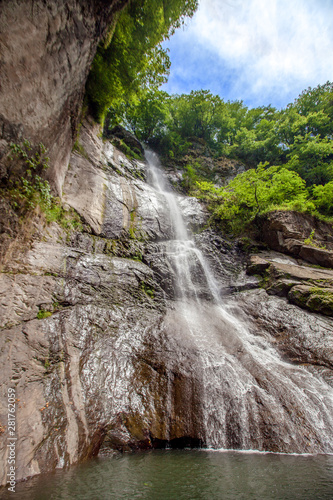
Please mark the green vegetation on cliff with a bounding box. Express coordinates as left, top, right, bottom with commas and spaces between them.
111, 82, 333, 187
107, 82, 333, 234
85, 0, 198, 123
1, 140, 82, 231
195, 163, 310, 232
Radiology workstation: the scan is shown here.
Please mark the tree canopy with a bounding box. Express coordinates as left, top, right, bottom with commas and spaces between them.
196, 163, 316, 234
85, 0, 198, 122
107, 82, 333, 232
110, 81, 333, 188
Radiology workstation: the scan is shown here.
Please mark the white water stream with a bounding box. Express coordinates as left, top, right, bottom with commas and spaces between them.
146, 150, 333, 453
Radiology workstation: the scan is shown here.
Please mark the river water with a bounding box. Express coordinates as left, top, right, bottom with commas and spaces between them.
2, 450, 333, 499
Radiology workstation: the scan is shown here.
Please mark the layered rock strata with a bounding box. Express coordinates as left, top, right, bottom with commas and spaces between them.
1, 121, 333, 487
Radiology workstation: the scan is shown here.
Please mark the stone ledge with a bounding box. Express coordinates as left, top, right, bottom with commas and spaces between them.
247, 253, 333, 316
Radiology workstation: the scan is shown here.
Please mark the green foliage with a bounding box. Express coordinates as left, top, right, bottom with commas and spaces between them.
117, 81, 333, 192
37, 309, 52, 320
285, 134, 333, 185
107, 72, 333, 227
108, 89, 170, 142
7, 140, 52, 210
86, 0, 198, 123
182, 162, 201, 192
304, 230, 326, 249
140, 281, 154, 299
117, 139, 142, 160
312, 182, 333, 215
8, 140, 52, 210
196, 163, 313, 234
3, 140, 83, 231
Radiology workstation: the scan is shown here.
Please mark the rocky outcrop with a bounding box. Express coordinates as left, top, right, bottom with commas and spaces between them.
258, 211, 333, 268
105, 124, 145, 159
236, 289, 333, 372
156, 139, 245, 192
247, 252, 333, 315
0, 0, 128, 195
62, 118, 206, 241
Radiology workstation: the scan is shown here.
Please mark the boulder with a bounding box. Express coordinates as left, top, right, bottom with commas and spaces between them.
247, 255, 271, 275
258, 211, 333, 268
106, 125, 144, 159
288, 285, 333, 316
247, 251, 333, 313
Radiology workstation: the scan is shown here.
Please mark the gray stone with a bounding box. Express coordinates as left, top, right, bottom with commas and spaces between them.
258, 211, 333, 268
0, 1, 128, 195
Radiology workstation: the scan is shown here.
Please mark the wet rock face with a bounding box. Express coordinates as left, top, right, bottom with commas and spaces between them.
258, 211, 333, 267
1, 121, 333, 485
0, 235, 167, 482
237, 289, 333, 373
0, 0, 128, 194
247, 252, 333, 316
62, 118, 208, 241
0, 121, 213, 483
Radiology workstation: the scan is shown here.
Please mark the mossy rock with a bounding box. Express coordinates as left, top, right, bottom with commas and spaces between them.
106, 125, 144, 159
266, 279, 301, 297
288, 285, 333, 316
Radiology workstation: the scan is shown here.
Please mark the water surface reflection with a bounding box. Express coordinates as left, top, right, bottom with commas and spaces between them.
2, 450, 333, 500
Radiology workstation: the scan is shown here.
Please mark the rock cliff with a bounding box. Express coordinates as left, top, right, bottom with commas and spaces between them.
0, 0, 128, 195
1, 120, 333, 485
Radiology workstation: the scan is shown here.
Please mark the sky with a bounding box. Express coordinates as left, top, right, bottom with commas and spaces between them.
161, 0, 333, 109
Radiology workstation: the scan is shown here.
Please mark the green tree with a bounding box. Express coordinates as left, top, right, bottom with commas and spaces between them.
116, 89, 170, 141
197, 163, 311, 233
286, 134, 333, 185
312, 182, 333, 215
85, 0, 198, 123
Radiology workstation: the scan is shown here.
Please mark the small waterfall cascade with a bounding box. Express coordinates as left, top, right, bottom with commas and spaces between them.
145, 150, 333, 453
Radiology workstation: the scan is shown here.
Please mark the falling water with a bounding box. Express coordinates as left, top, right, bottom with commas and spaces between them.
145, 150, 333, 453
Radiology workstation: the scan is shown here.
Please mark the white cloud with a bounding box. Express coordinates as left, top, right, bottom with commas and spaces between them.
164, 0, 333, 107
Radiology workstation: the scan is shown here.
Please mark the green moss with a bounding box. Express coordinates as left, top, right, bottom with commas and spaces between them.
43, 200, 83, 232
258, 274, 270, 289
131, 253, 143, 261
106, 162, 122, 176
128, 208, 139, 239
37, 310, 52, 320
140, 281, 154, 299
117, 139, 142, 161
309, 286, 333, 303
72, 141, 90, 161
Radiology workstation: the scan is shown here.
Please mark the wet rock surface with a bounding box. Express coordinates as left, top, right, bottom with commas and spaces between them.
258, 211, 333, 267
236, 289, 333, 372
247, 252, 333, 315
1, 122, 333, 487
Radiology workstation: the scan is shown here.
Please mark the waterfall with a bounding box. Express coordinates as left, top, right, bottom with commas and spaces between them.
145, 150, 333, 453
